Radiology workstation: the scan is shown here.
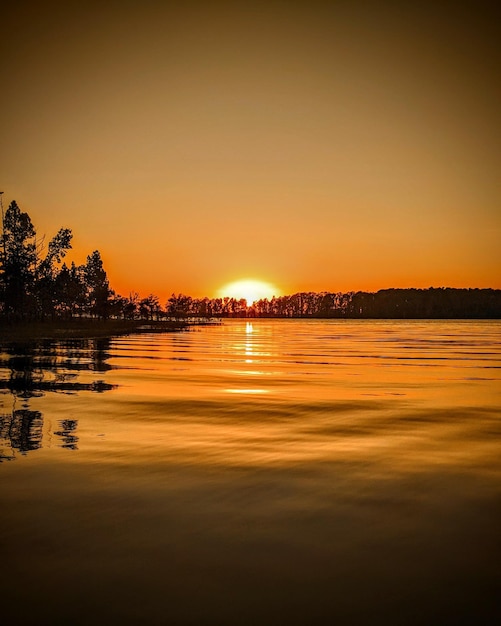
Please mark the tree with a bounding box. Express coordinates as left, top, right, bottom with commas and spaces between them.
38, 228, 72, 275
123, 292, 139, 319
53, 262, 86, 318
139, 294, 162, 320
83, 250, 111, 319
167, 294, 192, 320
35, 228, 73, 318
1, 201, 37, 318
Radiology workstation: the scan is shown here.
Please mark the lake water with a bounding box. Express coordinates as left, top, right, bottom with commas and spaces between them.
1, 319, 500, 624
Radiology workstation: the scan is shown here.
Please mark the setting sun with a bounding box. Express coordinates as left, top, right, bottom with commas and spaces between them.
217, 280, 279, 305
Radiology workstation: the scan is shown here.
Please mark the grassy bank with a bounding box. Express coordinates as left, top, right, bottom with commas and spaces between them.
0, 318, 193, 342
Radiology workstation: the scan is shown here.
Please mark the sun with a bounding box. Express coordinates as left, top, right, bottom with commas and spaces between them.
217, 279, 279, 305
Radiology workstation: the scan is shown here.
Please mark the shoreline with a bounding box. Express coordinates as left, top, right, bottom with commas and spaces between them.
0, 319, 203, 342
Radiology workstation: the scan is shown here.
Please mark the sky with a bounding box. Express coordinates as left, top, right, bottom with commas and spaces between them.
1, 0, 500, 301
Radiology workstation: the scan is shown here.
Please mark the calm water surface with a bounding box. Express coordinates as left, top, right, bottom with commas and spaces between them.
1, 320, 500, 624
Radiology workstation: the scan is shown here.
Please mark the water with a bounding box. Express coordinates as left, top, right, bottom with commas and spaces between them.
1, 319, 500, 624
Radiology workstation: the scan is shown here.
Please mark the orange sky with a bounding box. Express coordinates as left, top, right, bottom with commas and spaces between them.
1, 1, 500, 302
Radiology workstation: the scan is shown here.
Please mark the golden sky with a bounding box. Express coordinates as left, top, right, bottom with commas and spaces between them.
1, 0, 500, 301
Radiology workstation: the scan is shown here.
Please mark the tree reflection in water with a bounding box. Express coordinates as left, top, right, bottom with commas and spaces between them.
53, 419, 79, 450
0, 409, 43, 460
0, 338, 115, 460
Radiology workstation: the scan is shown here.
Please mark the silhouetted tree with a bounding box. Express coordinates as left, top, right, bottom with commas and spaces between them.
1, 201, 37, 318
53, 262, 86, 318
83, 250, 111, 319
35, 228, 73, 318
139, 294, 162, 320
167, 294, 192, 320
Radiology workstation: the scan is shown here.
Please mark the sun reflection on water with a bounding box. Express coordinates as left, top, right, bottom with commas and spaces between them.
225, 388, 269, 394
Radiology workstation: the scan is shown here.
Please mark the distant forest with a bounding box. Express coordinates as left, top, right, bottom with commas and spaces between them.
1, 200, 500, 322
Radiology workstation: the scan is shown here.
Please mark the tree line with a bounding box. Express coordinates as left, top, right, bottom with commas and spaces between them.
1, 200, 500, 322
150, 288, 501, 319
250, 288, 501, 319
